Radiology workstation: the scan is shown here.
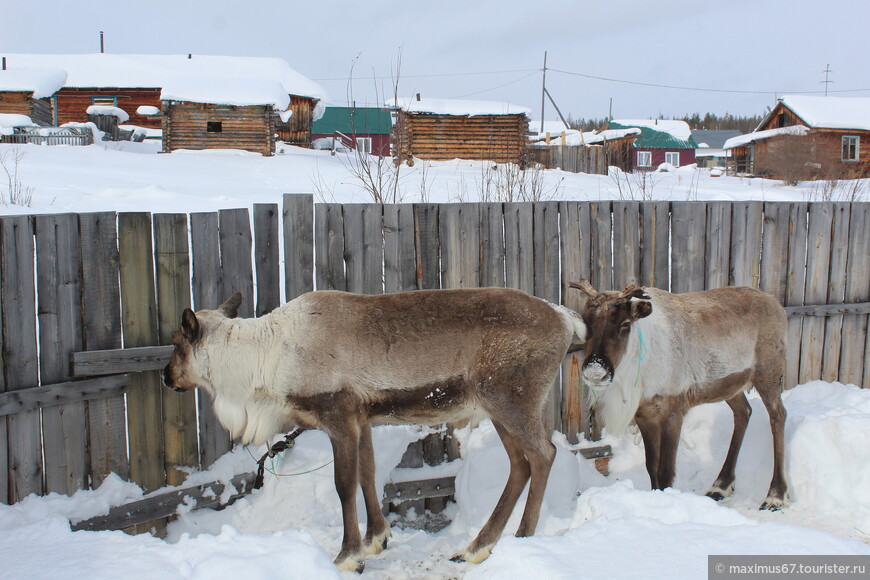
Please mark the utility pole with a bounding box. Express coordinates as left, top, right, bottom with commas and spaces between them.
540, 51, 547, 134
821, 64, 833, 96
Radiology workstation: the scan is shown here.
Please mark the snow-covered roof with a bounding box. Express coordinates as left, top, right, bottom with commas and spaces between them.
0, 67, 67, 98
387, 96, 531, 116
86, 105, 129, 122
0, 54, 327, 101
531, 125, 640, 146
771, 95, 870, 131
611, 118, 692, 141
723, 125, 809, 149
161, 77, 291, 111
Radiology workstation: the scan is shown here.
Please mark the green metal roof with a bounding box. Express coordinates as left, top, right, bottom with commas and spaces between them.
312, 106, 393, 135
610, 121, 697, 149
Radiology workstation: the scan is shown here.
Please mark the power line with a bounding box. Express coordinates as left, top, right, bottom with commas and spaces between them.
312, 68, 538, 82
450, 71, 540, 99
547, 66, 870, 96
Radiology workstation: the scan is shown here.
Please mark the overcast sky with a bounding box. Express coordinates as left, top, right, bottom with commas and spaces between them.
3, 0, 868, 125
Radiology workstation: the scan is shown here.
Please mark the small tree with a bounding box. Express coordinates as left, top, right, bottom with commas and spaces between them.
757, 135, 815, 186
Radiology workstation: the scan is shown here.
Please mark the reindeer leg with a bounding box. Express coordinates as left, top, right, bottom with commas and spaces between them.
514, 432, 556, 538
656, 404, 686, 490
707, 392, 752, 501
358, 423, 390, 555
327, 422, 365, 573
757, 375, 789, 511
452, 420, 533, 564
634, 410, 662, 490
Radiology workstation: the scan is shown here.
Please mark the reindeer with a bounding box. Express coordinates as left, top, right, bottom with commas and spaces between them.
163, 288, 586, 572
569, 280, 789, 511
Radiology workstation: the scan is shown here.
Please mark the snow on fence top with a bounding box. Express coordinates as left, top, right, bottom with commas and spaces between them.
611, 118, 693, 141
0, 67, 67, 98
0, 54, 327, 103
161, 77, 292, 112
86, 105, 130, 123
531, 123, 641, 146
387, 96, 532, 116
775, 95, 870, 131
723, 125, 810, 150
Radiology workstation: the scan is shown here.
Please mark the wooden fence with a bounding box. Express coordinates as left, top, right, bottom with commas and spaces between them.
1, 197, 868, 507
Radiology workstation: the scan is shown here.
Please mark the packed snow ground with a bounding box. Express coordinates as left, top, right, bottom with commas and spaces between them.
1, 140, 866, 215
0, 381, 868, 579
0, 142, 868, 579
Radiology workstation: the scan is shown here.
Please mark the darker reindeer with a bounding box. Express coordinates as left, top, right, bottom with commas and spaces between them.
569, 280, 789, 510
163, 288, 586, 572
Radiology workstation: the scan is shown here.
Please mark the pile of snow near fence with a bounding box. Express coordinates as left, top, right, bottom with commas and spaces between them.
0, 381, 868, 579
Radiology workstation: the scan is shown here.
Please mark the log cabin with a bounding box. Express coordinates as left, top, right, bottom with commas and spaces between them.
724, 95, 870, 179
0, 67, 67, 126
387, 96, 531, 165
0, 54, 326, 145
161, 77, 291, 156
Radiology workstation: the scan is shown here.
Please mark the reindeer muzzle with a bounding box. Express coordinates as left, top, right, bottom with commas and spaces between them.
162, 366, 186, 393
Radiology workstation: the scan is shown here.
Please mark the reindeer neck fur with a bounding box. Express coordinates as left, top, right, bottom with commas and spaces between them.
598, 313, 651, 434
197, 305, 301, 445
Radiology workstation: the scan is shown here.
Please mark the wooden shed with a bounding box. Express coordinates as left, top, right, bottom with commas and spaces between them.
161, 77, 290, 156
387, 96, 531, 165
725, 95, 870, 179
0, 54, 326, 143
0, 67, 66, 126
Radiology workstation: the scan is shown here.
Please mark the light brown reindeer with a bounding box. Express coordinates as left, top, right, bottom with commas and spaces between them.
569, 279, 789, 510
163, 288, 586, 572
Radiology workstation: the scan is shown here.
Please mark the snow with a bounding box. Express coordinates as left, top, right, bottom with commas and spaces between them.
161, 77, 291, 111
530, 124, 641, 146
774, 95, 870, 131
136, 105, 161, 116
86, 105, 130, 122
724, 125, 810, 149
387, 96, 531, 116
0, 66, 67, 98
0, 113, 37, 135
610, 118, 693, 140
1, 53, 327, 102
0, 382, 867, 579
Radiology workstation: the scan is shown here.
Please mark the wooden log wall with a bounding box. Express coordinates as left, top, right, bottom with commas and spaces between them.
392, 112, 528, 164
0, 92, 53, 126
54, 88, 163, 128
275, 95, 316, 146
162, 102, 276, 156
1, 198, 868, 508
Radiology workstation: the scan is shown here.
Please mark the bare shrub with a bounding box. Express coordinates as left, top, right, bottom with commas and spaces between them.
0, 147, 35, 206
477, 162, 562, 202
608, 167, 662, 200
757, 135, 815, 186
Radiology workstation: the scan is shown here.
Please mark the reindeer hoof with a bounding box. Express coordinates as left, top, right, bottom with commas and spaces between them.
706, 482, 734, 502
335, 554, 365, 573
707, 491, 726, 502
364, 528, 391, 555
450, 545, 493, 564
759, 499, 784, 512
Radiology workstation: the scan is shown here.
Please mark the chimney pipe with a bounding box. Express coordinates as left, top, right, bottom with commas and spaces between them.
100, 31, 105, 53
415, 93, 421, 101
2, 57, 6, 71
188, 53, 192, 59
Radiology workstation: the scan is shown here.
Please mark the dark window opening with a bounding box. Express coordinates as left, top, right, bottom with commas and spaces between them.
207, 121, 222, 133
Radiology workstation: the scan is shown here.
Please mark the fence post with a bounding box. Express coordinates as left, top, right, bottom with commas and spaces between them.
283, 194, 314, 301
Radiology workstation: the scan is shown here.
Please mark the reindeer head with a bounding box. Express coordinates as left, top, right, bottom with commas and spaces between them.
569, 280, 652, 390
162, 292, 243, 393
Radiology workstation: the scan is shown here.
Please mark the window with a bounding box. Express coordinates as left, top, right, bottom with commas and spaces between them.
355, 137, 372, 154
91, 96, 117, 107
842, 136, 860, 161
637, 151, 652, 167
207, 121, 223, 133
665, 151, 680, 166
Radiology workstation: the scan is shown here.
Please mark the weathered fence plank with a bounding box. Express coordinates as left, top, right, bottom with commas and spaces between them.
440, 203, 480, 290
730, 201, 763, 288
35, 213, 88, 495
413, 204, 440, 291
383, 205, 417, 294
190, 212, 231, 467
253, 203, 281, 315
705, 201, 732, 289
118, 212, 165, 494
759, 203, 791, 302
612, 201, 641, 289
800, 203, 834, 384
79, 212, 128, 485
671, 202, 707, 293
1, 216, 42, 502
478, 203, 505, 288
589, 201, 613, 291
0, 375, 130, 417
641, 201, 670, 290
315, 203, 347, 291
821, 203, 851, 383
344, 204, 383, 295
504, 202, 534, 293
219, 208, 255, 318
534, 201, 561, 432
283, 194, 314, 301
839, 203, 869, 388
784, 203, 809, 389
154, 214, 198, 486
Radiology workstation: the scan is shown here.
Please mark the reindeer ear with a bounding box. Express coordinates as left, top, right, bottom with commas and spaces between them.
631, 299, 653, 320
181, 309, 201, 341
218, 292, 243, 318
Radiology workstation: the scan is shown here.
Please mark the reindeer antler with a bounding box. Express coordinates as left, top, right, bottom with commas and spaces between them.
619, 286, 651, 302
568, 279, 599, 297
